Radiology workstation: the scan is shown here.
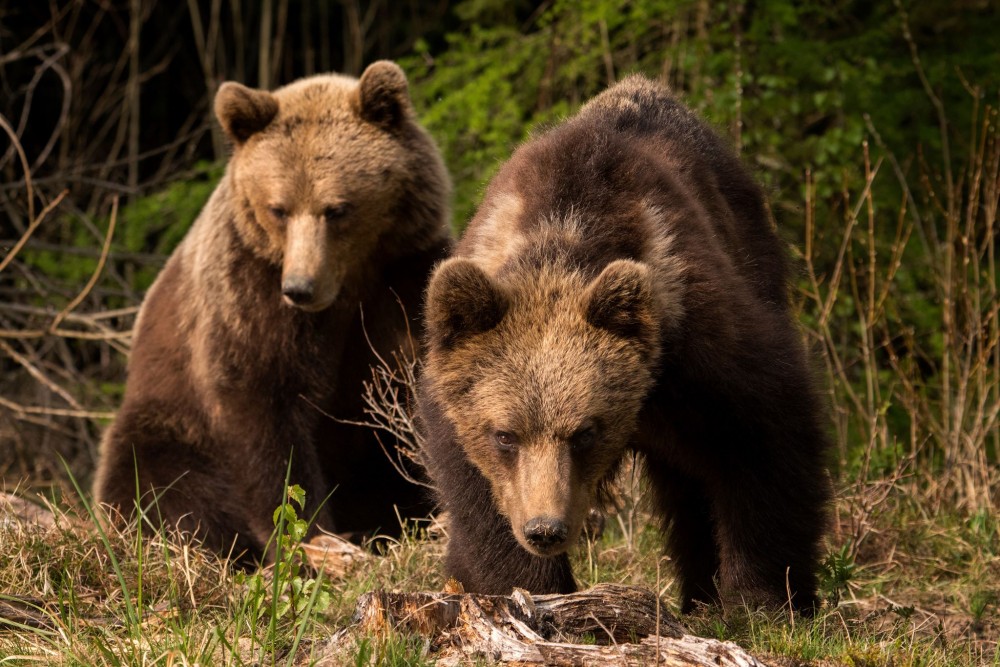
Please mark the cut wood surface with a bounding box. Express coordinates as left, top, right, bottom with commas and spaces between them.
315, 583, 768, 666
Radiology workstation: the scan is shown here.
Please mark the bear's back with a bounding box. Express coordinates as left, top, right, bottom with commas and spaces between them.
463, 75, 788, 308
576, 76, 789, 308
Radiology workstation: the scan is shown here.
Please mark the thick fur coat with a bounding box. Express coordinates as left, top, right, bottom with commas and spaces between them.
419, 75, 831, 612
94, 61, 451, 559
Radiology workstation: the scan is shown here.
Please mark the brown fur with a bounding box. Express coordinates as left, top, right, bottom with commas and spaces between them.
419, 75, 831, 613
94, 61, 452, 560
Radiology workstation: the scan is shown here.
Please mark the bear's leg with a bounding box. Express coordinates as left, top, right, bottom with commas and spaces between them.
95, 420, 258, 558
645, 460, 721, 612
96, 407, 336, 562
709, 462, 826, 613
662, 312, 830, 613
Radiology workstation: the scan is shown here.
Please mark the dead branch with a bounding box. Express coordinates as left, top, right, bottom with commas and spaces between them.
358, 348, 429, 487
0, 189, 68, 274
0, 111, 36, 224
0, 340, 84, 411
0, 598, 57, 631
0, 186, 128, 462
0, 397, 115, 421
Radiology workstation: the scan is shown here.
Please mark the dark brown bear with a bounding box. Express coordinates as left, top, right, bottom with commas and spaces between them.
94, 61, 451, 560
419, 75, 831, 613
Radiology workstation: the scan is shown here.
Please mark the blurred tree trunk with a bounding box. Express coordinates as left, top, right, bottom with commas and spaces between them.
187, 0, 225, 159
341, 0, 362, 76
258, 0, 272, 88
270, 0, 289, 87
319, 1, 332, 73
230, 0, 245, 83
302, 1, 315, 76
127, 0, 140, 200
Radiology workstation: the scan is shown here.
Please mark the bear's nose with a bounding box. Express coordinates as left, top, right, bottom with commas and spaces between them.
281, 277, 314, 306
523, 517, 568, 549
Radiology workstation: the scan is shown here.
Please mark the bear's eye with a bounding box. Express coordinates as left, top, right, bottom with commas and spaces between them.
570, 426, 597, 452
494, 431, 519, 452
269, 206, 288, 221
323, 203, 351, 223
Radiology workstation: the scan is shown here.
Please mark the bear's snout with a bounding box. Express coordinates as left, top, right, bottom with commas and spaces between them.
281, 276, 315, 307
523, 516, 569, 552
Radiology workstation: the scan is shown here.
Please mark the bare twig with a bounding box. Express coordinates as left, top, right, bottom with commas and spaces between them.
0, 190, 68, 274
0, 113, 36, 224
49, 196, 119, 331
0, 397, 114, 421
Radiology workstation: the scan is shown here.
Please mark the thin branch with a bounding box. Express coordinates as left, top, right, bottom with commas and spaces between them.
0, 396, 114, 421
0, 113, 36, 223
49, 196, 119, 331
0, 340, 84, 411
0, 190, 68, 274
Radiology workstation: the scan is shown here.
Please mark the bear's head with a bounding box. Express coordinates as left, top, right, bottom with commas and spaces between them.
214, 61, 445, 312
425, 257, 663, 557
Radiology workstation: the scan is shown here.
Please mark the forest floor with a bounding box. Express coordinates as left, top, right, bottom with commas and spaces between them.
0, 470, 997, 666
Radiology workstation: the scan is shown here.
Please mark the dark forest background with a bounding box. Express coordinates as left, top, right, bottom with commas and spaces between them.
1, 0, 998, 520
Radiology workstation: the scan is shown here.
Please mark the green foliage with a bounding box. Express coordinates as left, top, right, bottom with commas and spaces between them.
235, 483, 333, 662
405, 0, 998, 234
118, 162, 222, 252
116, 160, 223, 293
968, 589, 995, 626
406, 23, 548, 227
820, 544, 857, 607
968, 509, 999, 556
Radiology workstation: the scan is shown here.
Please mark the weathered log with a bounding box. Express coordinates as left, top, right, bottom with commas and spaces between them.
354, 583, 683, 644
525, 635, 769, 667
317, 584, 768, 666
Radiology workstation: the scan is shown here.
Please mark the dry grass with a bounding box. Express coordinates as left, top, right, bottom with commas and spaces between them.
0, 474, 996, 665
0, 488, 449, 665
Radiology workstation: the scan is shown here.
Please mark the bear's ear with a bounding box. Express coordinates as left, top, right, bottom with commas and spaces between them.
426, 258, 508, 350
215, 82, 279, 145
355, 60, 411, 129
584, 260, 658, 349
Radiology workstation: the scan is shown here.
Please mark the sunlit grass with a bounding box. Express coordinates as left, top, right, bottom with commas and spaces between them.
1, 478, 997, 665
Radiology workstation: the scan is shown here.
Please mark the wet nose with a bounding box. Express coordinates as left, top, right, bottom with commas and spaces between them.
523, 516, 568, 549
281, 277, 314, 306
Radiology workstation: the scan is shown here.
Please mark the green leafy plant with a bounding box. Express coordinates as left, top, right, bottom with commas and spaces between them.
234, 482, 333, 664
819, 544, 857, 607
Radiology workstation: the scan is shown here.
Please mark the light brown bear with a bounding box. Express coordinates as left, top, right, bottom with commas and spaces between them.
94, 61, 451, 560
418, 75, 831, 613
